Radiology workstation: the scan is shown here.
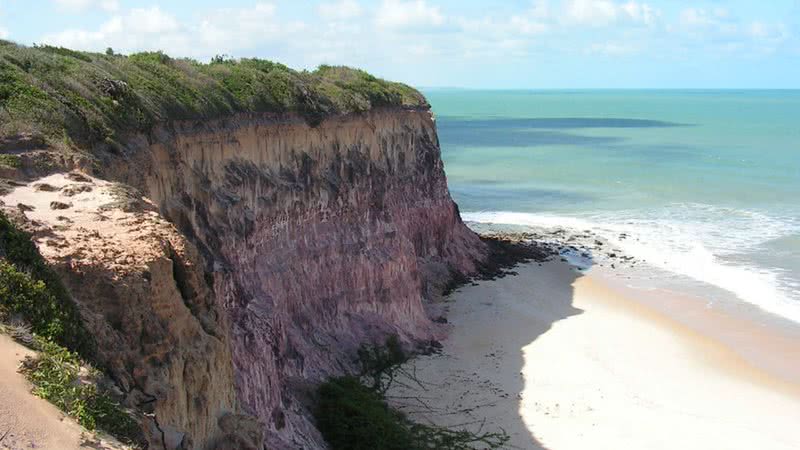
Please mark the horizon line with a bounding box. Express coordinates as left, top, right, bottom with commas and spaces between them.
417, 87, 800, 91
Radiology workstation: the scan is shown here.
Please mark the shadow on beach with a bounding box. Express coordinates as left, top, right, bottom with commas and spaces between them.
390, 256, 588, 450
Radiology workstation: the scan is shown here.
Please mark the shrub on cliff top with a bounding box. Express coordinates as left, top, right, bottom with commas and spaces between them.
0, 42, 427, 155
0, 211, 95, 358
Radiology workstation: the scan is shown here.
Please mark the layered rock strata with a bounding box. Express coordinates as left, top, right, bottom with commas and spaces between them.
2, 107, 486, 448
136, 108, 486, 448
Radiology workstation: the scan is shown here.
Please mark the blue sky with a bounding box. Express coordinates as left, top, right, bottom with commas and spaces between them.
1, 0, 799, 88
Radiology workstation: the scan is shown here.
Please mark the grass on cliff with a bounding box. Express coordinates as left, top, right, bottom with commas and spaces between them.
0, 41, 427, 156
315, 336, 509, 450
16, 335, 143, 446
0, 153, 21, 168
0, 211, 95, 357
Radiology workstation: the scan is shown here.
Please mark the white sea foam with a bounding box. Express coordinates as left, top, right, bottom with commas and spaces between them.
462, 205, 800, 324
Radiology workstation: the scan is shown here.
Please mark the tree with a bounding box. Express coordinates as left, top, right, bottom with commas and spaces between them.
211, 54, 234, 64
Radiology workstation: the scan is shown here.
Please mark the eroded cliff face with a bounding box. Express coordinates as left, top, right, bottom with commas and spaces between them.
0, 174, 243, 449
2, 107, 486, 449
133, 108, 486, 448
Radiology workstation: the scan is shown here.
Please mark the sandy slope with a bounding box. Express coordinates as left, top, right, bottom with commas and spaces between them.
0, 336, 127, 450
388, 261, 800, 450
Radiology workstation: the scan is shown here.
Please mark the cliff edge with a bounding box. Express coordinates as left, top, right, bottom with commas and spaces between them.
0, 43, 487, 449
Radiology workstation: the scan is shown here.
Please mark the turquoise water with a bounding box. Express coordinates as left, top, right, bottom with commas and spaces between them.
428, 89, 800, 323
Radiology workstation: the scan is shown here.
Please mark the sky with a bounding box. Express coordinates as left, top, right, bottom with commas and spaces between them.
1, 0, 799, 88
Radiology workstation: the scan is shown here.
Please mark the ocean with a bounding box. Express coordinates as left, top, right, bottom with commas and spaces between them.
427, 89, 800, 324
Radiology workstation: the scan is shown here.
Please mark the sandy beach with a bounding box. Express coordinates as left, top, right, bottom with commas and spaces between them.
388, 259, 800, 450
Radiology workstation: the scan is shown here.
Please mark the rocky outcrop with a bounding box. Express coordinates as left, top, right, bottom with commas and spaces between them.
2, 107, 486, 448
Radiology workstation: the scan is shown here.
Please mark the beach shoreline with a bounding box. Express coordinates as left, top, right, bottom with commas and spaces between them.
388, 233, 800, 449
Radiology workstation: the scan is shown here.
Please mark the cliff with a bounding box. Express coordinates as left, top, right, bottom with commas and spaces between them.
1, 173, 241, 448
0, 43, 487, 449
141, 108, 486, 448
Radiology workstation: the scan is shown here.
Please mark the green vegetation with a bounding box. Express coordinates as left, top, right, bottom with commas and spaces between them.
315, 337, 509, 450
0, 154, 21, 168
357, 334, 408, 392
0, 211, 140, 444
0, 211, 95, 357
0, 41, 427, 156
316, 375, 417, 450
18, 336, 143, 445
0, 213, 138, 443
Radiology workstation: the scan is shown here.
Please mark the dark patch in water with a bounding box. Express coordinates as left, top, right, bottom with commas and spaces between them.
436, 117, 689, 148
596, 142, 702, 163
439, 128, 625, 147
450, 185, 595, 210
440, 117, 689, 129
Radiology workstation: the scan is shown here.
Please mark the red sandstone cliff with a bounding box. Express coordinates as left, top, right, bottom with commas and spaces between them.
138, 107, 487, 448
2, 107, 487, 449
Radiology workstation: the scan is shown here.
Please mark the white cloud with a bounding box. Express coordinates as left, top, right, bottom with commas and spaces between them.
125, 7, 180, 34
509, 15, 549, 35
747, 21, 789, 44
676, 7, 758, 38
456, 1, 550, 42
42, 6, 183, 52
621, 1, 658, 26
0, 5, 7, 40
673, 7, 792, 55
52, 0, 119, 13
33, 0, 797, 79
562, 0, 658, 27
563, 0, 618, 26
39, 3, 301, 59
375, 0, 444, 29
507, 0, 552, 35
679, 8, 715, 27
587, 41, 639, 55
529, 0, 552, 20
197, 3, 286, 51
318, 0, 363, 21
678, 7, 736, 32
